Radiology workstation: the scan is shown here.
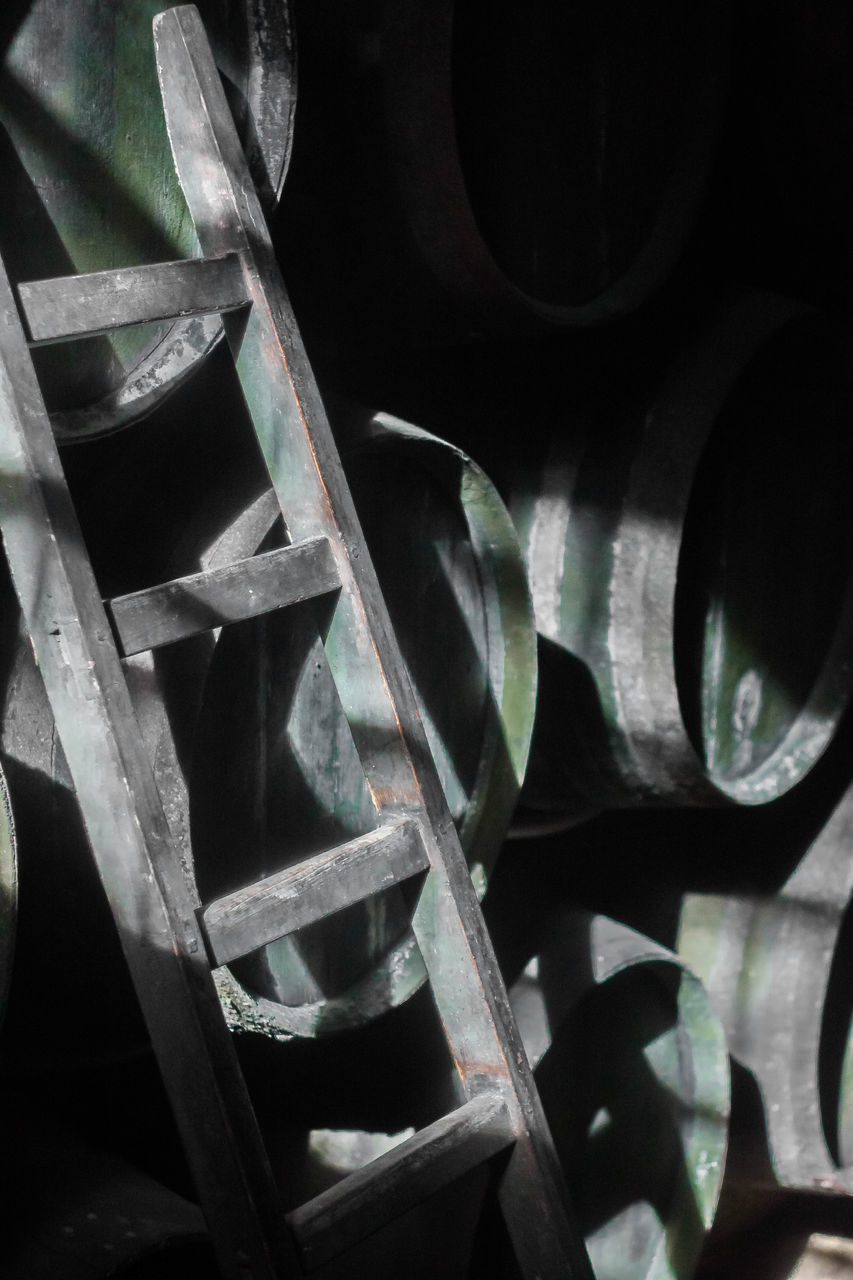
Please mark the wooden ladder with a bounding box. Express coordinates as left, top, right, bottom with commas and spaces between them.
0, 7, 590, 1278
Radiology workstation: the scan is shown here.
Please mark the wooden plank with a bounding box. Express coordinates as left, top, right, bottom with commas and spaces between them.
287, 1092, 515, 1270
203, 819, 428, 967
0, 251, 292, 1277
154, 11, 592, 1278
0, 1, 295, 442
155, 4, 422, 814
108, 536, 339, 656
17, 252, 249, 346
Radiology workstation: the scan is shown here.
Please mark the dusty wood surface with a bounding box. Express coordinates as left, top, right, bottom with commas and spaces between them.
287, 1091, 514, 1270
18, 252, 249, 345
187, 408, 537, 1036
0, 246, 292, 1277
0, 8, 592, 1277
203, 819, 428, 966
154, 7, 591, 1275
109, 535, 338, 655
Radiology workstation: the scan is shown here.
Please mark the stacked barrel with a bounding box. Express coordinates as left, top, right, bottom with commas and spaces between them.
1, 1, 852, 1278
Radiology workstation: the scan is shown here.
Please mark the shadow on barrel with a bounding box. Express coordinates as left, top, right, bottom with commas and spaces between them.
508, 913, 729, 1280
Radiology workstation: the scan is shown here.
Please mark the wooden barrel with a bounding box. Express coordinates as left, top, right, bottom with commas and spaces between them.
678, 737, 853, 1195
508, 913, 729, 1280
0, 387, 527, 1051
179, 411, 536, 1037
280, 0, 727, 346
0, 0, 294, 439
511, 294, 853, 818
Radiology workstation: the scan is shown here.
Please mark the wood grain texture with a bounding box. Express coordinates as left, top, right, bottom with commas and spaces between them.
1, 9, 591, 1277
18, 252, 249, 345
287, 1091, 514, 1270
109, 535, 338, 655
0, 250, 291, 1275
153, 10, 592, 1274
203, 819, 428, 966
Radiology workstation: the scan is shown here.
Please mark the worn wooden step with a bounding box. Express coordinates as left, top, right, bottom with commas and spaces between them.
287, 1091, 516, 1270
17, 252, 249, 345
202, 819, 430, 966
107, 537, 339, 656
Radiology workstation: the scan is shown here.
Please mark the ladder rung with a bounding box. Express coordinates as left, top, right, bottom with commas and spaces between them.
287, 1092, 515, 1270
18, 252, 250, 346
108, 537, 339, 656
202, 819, 429, 967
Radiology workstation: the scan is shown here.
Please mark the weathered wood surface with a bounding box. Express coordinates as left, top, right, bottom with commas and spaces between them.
511, 914, 730, 1280
287, 1091, 514, 1270
0, 0, 294, 437
510, 293, 853, 818
18, 252, 249, 345
190, 410, 536, 1036
678, 751, 853, 1194
152, 7, 588, 1275
343, 410, 537, 886
0, 8, 589, 1278
109, 535, 338, 655
0, 575, 153, 1067
203, 819, 428, 967
0, 242, 293, 1277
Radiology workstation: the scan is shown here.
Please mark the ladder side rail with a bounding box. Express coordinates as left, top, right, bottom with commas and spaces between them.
154, 11, 591, 1278
0, 259, 294, 1280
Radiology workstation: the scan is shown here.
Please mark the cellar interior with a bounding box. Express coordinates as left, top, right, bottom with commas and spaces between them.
1, 2, 853, 1278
